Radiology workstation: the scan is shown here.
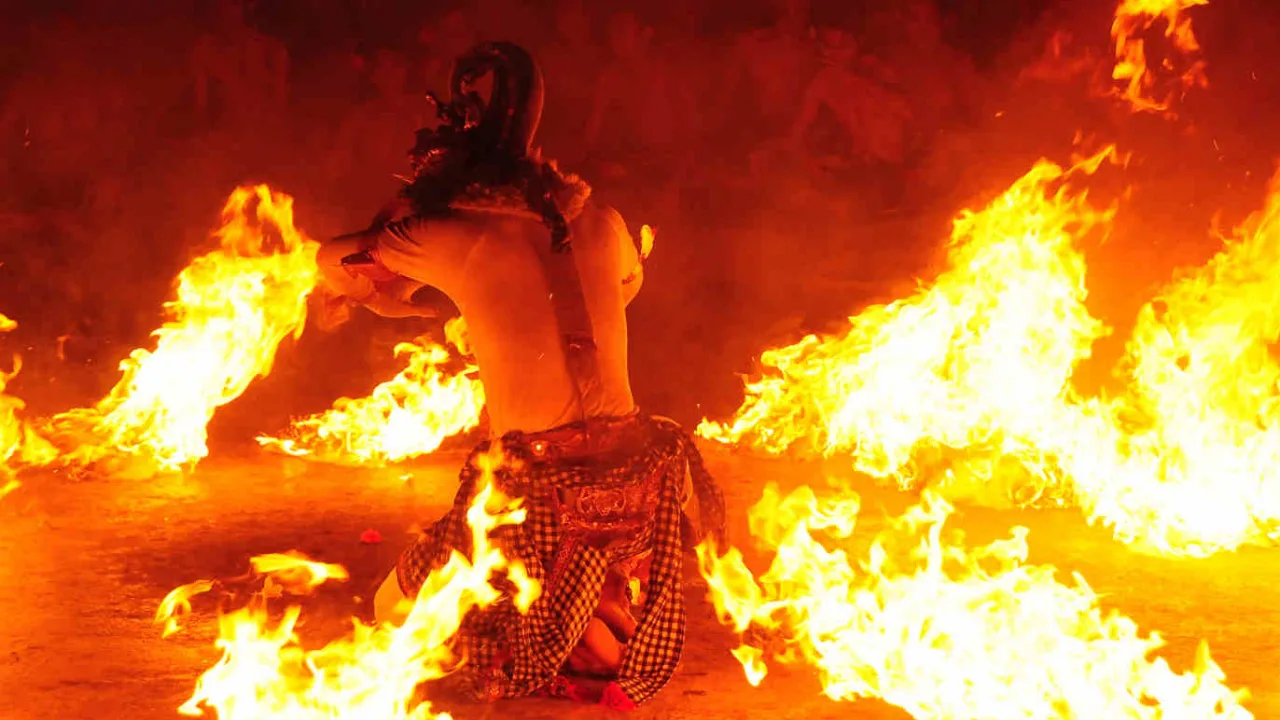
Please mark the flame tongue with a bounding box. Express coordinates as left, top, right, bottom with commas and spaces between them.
257, 318, 484, 466
698, 484, 1252, 718
1111, 0, 1209, 114
46, 186, 320, 474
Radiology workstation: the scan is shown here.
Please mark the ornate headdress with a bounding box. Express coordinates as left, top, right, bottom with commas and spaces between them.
402, 42, 587, 252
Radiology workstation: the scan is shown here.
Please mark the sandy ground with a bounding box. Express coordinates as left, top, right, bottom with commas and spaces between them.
0, 447, 1276, 720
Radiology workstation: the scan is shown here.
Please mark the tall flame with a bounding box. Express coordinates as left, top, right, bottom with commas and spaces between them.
1111, 0, 1209, 114
257, 317, 484, 466
698, 484, 1251, 718
1060, 167, 1280, 554
699, 148, 1120, 505
160, 445, 538, 719
46, 186, 319, 474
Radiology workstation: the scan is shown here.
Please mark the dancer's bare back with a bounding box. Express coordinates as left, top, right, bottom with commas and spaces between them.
317, 201, 643, 437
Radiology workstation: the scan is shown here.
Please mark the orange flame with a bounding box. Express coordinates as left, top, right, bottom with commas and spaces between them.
257, 317, 484, 466
46, 186, 319, 474
699, 150, 1280, 556
156, 579, 216, 639
161, 445, 538, 719
1111, 0, 1209, 114
154, 553, 349, 641
0, 311, 57, 487
697, 484, 1251, 717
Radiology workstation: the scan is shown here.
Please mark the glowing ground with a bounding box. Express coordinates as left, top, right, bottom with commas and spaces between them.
1, 448, 1276, 719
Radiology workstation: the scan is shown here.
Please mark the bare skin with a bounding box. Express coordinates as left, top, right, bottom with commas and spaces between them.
317, 200, 644, 670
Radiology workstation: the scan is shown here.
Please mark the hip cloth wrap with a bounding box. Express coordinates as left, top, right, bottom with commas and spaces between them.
395, 412, 727, 706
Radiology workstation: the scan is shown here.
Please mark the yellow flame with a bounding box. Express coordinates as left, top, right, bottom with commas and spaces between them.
730, 644, 768, 687
156, 579, 217, 639
639, 223, 655, 260
698, 146, 1280, 556
165, 444, 538, 719
46, 186, 319, 474
250, 551, 351, 596
1111, 0, 1209, 114
1061, 166, 1280, 554
701, 147, 1280, 557
443, 316, 471, 357
700, 148, 1119, 503
621, 224, 655, 285
16, 207, 644, 475
257, 317, 484, 466
698, 484, 1251, 717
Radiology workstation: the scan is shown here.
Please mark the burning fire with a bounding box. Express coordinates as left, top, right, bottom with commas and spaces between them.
0, 1, 1255, 711
699, 140, 1280, 557
1110, 0, 1209, 113
45, 186, 320, 474
257, 317, 484, 466
0, 311, 57, 490
159, 445, 538, 719
697, 484, 1251, 718
699, 144, 1280, 556
1063, 168, 1280, 554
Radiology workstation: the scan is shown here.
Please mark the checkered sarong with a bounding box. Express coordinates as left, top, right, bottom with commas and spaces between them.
396, 414, 725, 706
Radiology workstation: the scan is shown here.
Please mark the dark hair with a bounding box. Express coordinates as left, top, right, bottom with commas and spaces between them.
400, 42, 590, 252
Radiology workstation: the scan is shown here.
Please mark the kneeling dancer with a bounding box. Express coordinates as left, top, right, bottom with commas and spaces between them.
315, 42, 725, 709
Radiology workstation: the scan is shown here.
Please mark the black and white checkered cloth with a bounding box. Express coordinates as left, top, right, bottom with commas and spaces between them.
396, 414, 725, 706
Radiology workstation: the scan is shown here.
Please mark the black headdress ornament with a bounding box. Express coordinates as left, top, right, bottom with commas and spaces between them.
403, 42, 575, 252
